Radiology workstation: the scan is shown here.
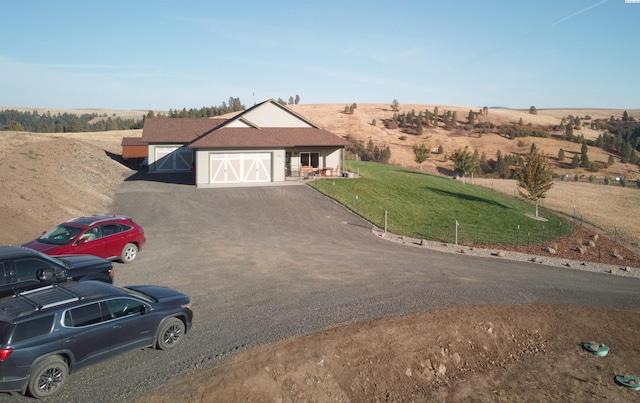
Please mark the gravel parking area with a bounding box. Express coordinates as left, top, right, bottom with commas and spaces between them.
3, 177, 640, 402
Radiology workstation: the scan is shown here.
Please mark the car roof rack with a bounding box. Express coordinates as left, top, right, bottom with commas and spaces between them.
14, 284, 83, 311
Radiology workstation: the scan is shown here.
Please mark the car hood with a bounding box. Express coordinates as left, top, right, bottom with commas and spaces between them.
55, 254, 112, 270
127, 285, 189, 303
20, 240, 60, 254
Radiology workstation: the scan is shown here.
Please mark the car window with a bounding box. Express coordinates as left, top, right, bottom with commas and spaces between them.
0, 262, 6, 285
79, 226, 102, 242
11, 315, 55, 343
104, 298, 145, 319
64, 303, 106, 327
13, 258, 56, 282
102, 224, 129, 237
38, 224, 83, 245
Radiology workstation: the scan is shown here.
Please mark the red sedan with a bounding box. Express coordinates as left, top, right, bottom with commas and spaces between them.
22, 215, 146, 263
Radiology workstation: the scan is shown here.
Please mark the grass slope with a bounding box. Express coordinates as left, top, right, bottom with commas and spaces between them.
310, 161, 571, 245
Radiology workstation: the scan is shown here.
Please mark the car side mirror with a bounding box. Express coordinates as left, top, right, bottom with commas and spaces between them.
37, 268, 56, 281
38, 268, 67, 282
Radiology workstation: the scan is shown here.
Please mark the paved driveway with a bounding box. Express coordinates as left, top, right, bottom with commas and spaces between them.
6, 178, 640, 402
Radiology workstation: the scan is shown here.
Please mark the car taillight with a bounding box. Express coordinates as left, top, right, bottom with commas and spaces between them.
0, 348, 13, 361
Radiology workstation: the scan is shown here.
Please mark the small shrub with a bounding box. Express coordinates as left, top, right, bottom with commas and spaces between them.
399, 135, 407, 141
589, 174, 595, 183
604, 176, 610, 185
517, 140, 526, 147
574, 174, 579, 182
620, 177, 626, 187
371, 119, 376, 126
637, 179, 640, 188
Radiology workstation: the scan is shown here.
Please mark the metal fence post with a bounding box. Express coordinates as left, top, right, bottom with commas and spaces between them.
455, 220, 459, 245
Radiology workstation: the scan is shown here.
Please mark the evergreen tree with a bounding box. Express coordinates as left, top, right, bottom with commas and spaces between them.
295, 94, 300, 104
468, 110, 474, 125
452, 111, 457, 126
571, 154, 580, 168
565, 124, 574, 138
580, 142, 589, 168
608, 155, 615, 166
529, 106, 537, 115
391, 99, 400, 111
558, 148, 565, 161
6, 120, 24, 131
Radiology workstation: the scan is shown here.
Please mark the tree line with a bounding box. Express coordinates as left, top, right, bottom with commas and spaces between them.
0, 110, 144, 133
1, 97, 247, 133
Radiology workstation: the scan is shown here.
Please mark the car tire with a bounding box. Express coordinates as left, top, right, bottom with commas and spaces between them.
27, 356, 68, 399
120, 243, 138, 263
156, 317, 185, 350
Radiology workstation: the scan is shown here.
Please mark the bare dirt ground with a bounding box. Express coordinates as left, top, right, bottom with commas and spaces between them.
2, 105, 640, 402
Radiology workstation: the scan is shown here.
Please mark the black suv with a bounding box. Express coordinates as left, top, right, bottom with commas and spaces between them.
0, 281, 193, 398
0, 246, 114, 298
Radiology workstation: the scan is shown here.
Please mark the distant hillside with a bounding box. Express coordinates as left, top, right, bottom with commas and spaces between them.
290, 104, 640, 181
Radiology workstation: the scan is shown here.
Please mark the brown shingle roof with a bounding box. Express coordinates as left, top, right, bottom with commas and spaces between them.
121, 137, 145, 146
141, 118, 226, 143
189, 127, 351, 149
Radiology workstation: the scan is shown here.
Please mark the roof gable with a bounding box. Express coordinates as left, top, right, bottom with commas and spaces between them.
221, 99, 319, 129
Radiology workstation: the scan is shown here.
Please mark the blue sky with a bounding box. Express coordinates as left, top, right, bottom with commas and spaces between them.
1, 0, 638, 110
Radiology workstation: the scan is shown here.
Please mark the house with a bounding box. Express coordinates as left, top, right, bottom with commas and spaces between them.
140, 100, 351, 188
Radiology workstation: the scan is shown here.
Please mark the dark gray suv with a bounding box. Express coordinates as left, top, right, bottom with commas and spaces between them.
0, 281, 193, 399
0, 246, 115, 298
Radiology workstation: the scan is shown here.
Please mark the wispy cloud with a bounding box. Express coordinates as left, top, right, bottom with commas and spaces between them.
548, 0, 610, 28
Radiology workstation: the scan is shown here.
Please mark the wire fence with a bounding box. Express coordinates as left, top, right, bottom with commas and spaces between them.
394, 216, 571, 246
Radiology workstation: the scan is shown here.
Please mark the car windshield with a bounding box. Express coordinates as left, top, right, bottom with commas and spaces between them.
123, 287, 157, 303
37, 225, 84, 245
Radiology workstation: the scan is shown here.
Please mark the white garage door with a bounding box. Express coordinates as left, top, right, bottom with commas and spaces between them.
210, 153, 271, 184
155, 146, 193, 172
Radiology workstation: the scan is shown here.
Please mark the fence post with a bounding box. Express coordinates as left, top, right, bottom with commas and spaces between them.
455, 220, 459, 245
384, 210, 387, 234
528, 231, 531, 246
517, 224, 520, 246
355, 195, 358, 212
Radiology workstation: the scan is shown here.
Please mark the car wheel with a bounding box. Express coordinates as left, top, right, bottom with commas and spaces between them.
27, 356, 68, 399
156, 317, 185, 350
120, 243, 138, 263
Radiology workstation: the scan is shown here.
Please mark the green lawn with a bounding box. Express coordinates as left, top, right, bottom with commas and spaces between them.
308, 161, 571, 246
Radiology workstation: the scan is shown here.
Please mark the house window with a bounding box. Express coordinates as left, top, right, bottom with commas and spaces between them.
300, 152, 319, 168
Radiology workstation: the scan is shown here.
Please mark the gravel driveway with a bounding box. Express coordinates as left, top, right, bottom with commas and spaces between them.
4, 176, 640, 402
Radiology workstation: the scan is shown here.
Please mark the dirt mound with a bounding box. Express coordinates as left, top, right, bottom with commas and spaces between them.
0, 131, 133, 245
139, 305, 640, 402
